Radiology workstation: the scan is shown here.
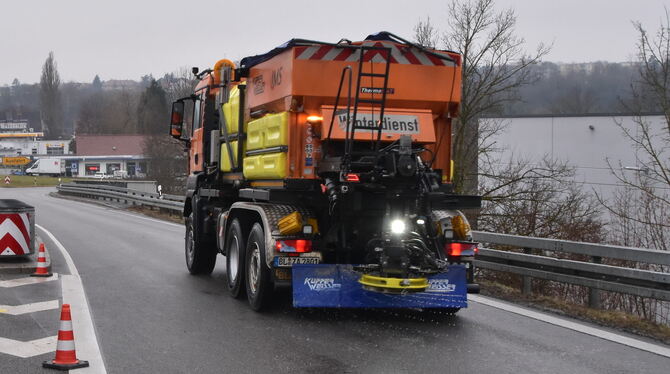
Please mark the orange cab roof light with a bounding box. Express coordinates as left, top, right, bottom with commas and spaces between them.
213, 59, 236, 84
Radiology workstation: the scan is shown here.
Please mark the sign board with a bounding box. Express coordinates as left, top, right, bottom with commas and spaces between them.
4, 176, 10, 184
2, 157, 30, 166
0, 132, 44, 138
320, 106, 436, 143
0, 121, 28, 131
292, 264, 467, 308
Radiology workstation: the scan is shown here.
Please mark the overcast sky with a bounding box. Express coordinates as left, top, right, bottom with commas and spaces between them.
1, 0, 667, 85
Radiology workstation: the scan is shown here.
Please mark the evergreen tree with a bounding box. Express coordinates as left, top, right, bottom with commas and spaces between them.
92, 75, 103, 91
136, 79, 168, 135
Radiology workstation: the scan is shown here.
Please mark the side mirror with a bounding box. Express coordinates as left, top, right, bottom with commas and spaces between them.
170, 101, 185, 139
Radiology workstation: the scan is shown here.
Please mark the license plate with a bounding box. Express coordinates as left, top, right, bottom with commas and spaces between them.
274, 256, 320, 267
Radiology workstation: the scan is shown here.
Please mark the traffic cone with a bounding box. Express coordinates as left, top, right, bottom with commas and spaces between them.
43, 304, 89, 370
31, 243, 52, 277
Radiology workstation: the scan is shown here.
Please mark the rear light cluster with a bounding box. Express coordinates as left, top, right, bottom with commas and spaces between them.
444, 242, 478, 257
276, 240, 312, 253
345, 173, 360, 182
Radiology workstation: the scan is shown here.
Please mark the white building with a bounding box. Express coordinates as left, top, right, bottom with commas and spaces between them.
0, 137, 69, 156
0, 120, 70, 171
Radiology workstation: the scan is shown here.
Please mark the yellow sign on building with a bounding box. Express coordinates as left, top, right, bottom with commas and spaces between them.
2, 157, 31, 166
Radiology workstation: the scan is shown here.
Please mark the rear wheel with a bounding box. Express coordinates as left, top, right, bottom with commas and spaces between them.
185, 213, 216, 275
225, 219, 246, 298
245, 223, 273, 311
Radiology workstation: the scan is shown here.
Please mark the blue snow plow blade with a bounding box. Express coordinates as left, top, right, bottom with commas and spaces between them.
292, 264, 468, 308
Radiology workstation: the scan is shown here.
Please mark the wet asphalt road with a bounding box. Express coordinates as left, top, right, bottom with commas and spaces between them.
2, 187, 669, 374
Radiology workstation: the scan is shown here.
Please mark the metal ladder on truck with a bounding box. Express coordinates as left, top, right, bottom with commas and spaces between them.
321, 44, 392, 176
344, 45, 392, 172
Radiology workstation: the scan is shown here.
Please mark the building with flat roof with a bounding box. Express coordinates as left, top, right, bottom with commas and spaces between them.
0, 120, 70, 170
65, 134, 149, 178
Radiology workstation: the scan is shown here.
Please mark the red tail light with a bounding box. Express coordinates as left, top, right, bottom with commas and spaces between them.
444, 242, 477, 256
345, 173, 360, 182
275, 240, 312, 253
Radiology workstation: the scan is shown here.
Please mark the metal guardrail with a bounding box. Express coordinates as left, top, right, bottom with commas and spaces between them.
57, 183, 183, 213
56, 183, 670, 306
472, 231, 670, 306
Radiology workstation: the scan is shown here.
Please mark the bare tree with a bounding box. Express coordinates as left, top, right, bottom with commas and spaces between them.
413, 17, 439, 49
551, 85, 599, 114
162, 66, 197, 104
76, 94, 103, 134
601, 9, 670, 252
76, 87, 138, 135
478, 154, 605, 309
161, 66, 197, 135
479, 156, 604, 240
40, 51, 64, 139
141, 68, 196, 192
443, 0, 550, 193
589, 9, 670, 325
143, 135, 186, 193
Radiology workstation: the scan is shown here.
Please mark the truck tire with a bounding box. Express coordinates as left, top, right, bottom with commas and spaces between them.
245, 222, 273, 311
185, 213, 217, 275
225, 219, 246, 298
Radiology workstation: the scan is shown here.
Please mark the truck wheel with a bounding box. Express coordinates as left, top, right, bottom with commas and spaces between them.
225, 219, 246, 298
245, 223, 273, 311
185, 213, 216, 275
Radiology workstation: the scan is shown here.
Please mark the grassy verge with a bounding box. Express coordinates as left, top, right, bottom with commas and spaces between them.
1, 175, 72, 187
126, 205, 183, 224
480, 279, 670, 344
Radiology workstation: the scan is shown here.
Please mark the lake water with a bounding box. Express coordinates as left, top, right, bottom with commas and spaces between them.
481, 114, 668, 201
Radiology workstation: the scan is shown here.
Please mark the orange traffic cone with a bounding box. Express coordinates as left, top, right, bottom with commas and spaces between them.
31, 243, 52, 277
43, 304, 89, 370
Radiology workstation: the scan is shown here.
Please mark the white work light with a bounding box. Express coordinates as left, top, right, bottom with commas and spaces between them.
390, 219, 406, 234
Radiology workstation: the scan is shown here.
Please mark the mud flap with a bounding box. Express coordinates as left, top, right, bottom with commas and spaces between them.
292, 264, 468, 308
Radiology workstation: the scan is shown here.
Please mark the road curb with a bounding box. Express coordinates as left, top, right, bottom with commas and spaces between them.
0, 243, 51, 275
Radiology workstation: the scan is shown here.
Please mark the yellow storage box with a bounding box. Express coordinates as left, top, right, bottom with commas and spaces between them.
246, 125, 264, 151
220, 141, 239, 172
243, 152, 287, 179
245, 112, 289, 150
278, 211, 303, 235
222, 84, 244, 134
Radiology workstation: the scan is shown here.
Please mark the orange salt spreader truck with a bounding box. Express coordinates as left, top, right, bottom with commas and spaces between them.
169, 32, 481, 311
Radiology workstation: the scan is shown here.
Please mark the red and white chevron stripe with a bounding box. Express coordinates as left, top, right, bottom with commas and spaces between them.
295, 41, 457, 66
0, 213, 31, 255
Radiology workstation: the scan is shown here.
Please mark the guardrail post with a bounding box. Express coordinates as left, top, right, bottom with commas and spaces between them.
522, 247, 532, 295
589, 256, 602, 309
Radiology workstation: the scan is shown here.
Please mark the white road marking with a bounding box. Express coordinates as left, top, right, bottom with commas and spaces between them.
36, 224, 107, 374
469, 294, 670, 358
37, 225, 76, 276
0, 336, 57, 358
0, 300, 59, 315
0, 273, 59, 288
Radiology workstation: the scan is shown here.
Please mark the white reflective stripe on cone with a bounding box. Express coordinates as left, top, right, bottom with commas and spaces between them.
55, 340, 76, 351
59, 320, 73, 331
